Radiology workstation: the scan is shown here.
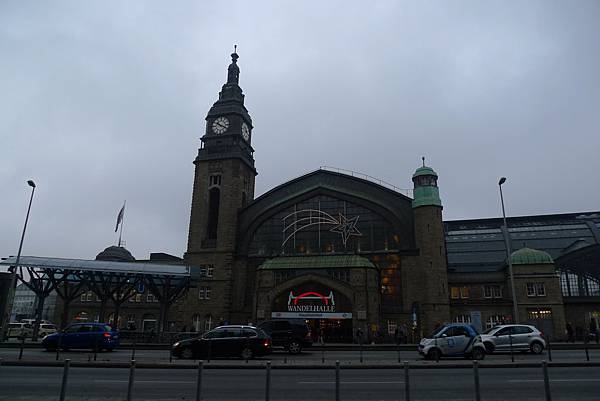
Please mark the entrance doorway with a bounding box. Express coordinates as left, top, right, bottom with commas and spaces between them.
306, 319, 353, 343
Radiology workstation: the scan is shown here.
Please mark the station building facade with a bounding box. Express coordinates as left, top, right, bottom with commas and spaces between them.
178, 52, 600, 341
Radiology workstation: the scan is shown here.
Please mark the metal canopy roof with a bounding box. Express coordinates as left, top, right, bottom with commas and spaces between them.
257, 254, 376, 270
0, 256, 191, 277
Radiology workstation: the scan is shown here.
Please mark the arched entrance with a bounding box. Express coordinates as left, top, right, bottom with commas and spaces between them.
270, 280, 354, 343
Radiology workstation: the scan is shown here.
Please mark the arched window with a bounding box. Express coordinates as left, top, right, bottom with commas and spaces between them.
207, 187, 220, 239
204, 314, 213, 332
192, 314, 202, 332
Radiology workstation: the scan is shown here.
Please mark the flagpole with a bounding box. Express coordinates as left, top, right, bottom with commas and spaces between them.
118, 200, 126, 247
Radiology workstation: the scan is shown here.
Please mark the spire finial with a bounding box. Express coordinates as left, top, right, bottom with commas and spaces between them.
231, 44, 239, 63
422, 156, 425, 167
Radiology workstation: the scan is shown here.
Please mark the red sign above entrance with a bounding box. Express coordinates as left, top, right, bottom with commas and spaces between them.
272, 283, 352, 320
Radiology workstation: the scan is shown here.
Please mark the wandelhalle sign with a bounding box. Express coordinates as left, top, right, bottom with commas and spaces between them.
272, 283, 352, 319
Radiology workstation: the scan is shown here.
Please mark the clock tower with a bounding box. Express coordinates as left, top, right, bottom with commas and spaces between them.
184, 50, 257, 328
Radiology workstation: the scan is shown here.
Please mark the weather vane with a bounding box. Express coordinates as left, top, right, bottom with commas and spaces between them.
422, 156, 425, 167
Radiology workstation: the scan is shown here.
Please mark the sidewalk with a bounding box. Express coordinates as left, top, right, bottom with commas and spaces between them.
2, 339, 599, 351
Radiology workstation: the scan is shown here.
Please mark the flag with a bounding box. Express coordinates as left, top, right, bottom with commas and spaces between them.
115, 203, 125, 232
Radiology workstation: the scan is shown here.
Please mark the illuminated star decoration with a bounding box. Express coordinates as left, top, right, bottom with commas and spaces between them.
330, 213, 362, 245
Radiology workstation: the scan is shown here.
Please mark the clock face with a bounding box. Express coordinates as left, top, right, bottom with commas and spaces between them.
241, 123, 250, 141
212, 117, 229, 134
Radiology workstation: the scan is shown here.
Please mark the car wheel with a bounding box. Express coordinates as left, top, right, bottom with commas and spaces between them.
180, 347, 193, 359
530, 342, 544, 354
472, 347, 485, 360
288, 341, 302, 355
427, 348, 441, 361
484, 342, 495, 354
241, 347, 254, 360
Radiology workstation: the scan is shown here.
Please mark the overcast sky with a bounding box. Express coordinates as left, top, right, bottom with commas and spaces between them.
1, 0, 599, 262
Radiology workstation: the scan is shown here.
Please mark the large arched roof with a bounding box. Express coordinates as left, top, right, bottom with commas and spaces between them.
237, 169, 415, 253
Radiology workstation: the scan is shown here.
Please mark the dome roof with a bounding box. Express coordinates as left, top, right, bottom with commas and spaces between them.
412, 165, 438, 178
510, 247, 554, 265
95, 246, 135, 262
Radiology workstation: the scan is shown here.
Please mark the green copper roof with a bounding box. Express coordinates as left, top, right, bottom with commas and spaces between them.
412, 186, 442, 208
257, 255, 376, 270
412, 166, 438, 178
510, 247, 554, 265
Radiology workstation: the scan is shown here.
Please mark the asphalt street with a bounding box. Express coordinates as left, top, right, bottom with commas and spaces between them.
1, 365, 599, 400
0, 347, 598, 365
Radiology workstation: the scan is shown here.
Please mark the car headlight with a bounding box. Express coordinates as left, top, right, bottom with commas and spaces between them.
173, 342, 180, 348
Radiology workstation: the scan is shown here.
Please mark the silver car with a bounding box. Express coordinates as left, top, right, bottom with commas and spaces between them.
480, 324, 546, 354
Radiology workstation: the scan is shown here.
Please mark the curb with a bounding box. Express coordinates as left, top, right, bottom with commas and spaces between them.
2, 342, 599, 351
2, 360, 600, 369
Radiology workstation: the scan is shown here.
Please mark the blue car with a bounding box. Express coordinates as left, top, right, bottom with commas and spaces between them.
42, 323, 119, 351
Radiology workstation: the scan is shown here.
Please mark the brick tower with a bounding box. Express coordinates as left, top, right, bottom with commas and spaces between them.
412, 158, 450, 335
184, 50, 256, 330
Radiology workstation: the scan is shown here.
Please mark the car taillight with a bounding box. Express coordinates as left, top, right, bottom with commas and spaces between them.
103, 332, 111, 338
264, 339, 271, 347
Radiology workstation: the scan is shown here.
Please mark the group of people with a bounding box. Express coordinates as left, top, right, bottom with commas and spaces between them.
565, 320, 599, 343
354, 323, 411, 344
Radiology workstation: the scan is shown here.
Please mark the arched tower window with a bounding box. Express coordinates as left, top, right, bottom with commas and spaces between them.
207, 187, 220, 239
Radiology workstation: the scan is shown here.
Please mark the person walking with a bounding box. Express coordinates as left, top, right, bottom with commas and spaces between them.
566, 322, 574, 343
590, 320, 599, 344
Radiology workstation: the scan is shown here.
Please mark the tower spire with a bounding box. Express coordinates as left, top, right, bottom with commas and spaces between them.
227, 46, 240, 85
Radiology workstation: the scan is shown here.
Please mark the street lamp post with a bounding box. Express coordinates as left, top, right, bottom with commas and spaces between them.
1, 180, 36, 341
499, 177, 519, 324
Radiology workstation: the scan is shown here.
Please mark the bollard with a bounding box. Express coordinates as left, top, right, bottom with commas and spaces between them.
169, 346, 173, 363
359, 340, 363, 363
207, 340, 212, 363
397, 344, 401, 363
509, 334, 514, 362
284, 355, 287, 364
473, 361, 481, 401
404, 361, 410, 401
56, 334, 62, 361
547, 340, 552, 362
434, 337, 439, 363
131, 340, 136, 360
335, 360, 340, 401
18, 335, 25, 360
196, 360, 203, 401
59, 359, 70, 401
93, 336, 98, 362
585, 343, 590, 361
322, 347, 325, 364
542, 360, 551, 401
127, 359, 136, 401
265, 361, 271, 401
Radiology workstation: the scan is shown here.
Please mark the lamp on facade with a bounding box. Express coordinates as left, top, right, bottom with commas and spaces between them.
1, 180, 37, 341
498, 177, 519, 323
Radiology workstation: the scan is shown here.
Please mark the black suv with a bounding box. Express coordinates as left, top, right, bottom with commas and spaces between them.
258, 319, 313, 354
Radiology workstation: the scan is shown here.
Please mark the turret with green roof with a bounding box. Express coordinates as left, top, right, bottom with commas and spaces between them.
412, 157, 442, 208
510, 247, 554, 265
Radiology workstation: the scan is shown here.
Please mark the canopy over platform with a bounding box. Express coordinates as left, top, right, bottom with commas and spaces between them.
0, 255, 195, 277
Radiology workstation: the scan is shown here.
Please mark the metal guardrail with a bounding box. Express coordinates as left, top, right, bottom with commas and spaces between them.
16, 358, 569, 401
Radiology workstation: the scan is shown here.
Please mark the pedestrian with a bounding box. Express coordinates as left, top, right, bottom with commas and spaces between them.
394, 327, 400, 345
356, 327, 364, 344
399, 324, 408, 344
589, 320, 599, 344
566, 321, 574, 343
